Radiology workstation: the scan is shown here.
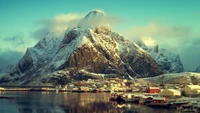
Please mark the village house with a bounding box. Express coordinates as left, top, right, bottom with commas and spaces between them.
147, 87, 161, 93
182, 85, 200, 96
159, 89, 181, 98
0, 87, 5, 90
79, 86, 90, 91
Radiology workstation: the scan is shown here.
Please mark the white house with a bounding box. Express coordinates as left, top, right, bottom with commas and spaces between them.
159, 89, 181, 97
0, 87, 5, 90
182, 85, 200, 96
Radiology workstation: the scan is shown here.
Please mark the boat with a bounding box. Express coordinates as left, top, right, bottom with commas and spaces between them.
116, 95, 126, 104
181, 104, 198, 112
110, 92, 124, 101
170, 100, 189, 109
147, 97, 170, 108
96, 88, 106, 93
116, 104, 127, 108
71, 87, 84, 92
110, 100, 126, 108
123, 93, 143, 104
139, 95, 154, 105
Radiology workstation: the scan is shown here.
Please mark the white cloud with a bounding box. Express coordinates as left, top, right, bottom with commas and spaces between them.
32, 10, 123, 41
141, 37, 157, 47
0, 33, 36, 53
0, 49, 24, 66
79, 10, 123, 29
32, 13, 83, 40
126, 23, 191, 39
0, 10, 123, 66
124, 22, 200, 71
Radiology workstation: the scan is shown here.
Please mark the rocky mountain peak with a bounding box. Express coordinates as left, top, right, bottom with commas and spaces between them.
85, 10, 105, 18
78, 10, 105, 29
136, 40, 184, 73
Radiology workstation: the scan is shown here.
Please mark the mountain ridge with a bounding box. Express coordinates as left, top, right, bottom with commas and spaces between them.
0, 10, 163, 86
136, 40, 184, 73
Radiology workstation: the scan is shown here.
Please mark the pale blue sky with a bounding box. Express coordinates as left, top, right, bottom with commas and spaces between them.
0, 0, 200, 70
1, 0, 199, 32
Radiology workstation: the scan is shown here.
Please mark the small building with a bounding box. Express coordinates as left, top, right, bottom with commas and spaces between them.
159, 89, 181, 97
0, 87, 5, 90
79, 86, 90, 91
182, 85, 200, 96
147, 87, 160, 93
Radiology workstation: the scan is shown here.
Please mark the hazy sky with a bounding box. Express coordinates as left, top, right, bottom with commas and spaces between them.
0, 0, 200, 71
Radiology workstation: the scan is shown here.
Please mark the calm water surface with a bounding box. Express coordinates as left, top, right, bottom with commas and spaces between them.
0, 91, 181, 113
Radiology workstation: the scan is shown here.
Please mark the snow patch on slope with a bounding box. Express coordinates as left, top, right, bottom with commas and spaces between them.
137, 41, 184, 73
150, 48, 183, 73
48, 28, 93, 69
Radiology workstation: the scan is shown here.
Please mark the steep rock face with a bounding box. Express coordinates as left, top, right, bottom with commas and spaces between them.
137, 41, 184, 73
0, 11, 163, 85
47, 27, 162, 79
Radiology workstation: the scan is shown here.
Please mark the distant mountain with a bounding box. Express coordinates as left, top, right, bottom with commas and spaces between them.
195, 65, 200, 72
0, 64, 14, 74
0, 64, 14, 78
0, 10, 163, 86
136, 41, 184, 73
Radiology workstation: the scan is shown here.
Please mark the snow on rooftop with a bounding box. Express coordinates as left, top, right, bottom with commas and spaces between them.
186, 85, 200, 89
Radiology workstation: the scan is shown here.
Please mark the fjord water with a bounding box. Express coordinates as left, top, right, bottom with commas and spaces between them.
0, 91, 179, 113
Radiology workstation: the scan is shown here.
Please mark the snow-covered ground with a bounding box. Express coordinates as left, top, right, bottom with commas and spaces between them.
140, 72, 200, 84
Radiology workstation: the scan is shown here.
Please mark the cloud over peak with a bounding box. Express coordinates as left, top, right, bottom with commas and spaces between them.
32, 13, 82, 40
124, 22, 200, 70
31, 10, 123, 41
127, 23, 191, 39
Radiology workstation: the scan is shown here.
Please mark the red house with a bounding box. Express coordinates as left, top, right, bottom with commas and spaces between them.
147, 87, 160, 93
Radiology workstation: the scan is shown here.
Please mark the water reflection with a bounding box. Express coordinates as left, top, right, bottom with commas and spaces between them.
0, 92, 180, 113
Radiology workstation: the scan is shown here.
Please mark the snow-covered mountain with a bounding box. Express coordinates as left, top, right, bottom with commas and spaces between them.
195, 65, 200, 72
136, 41, 184, 73
0, 64, 14, 78
0, 64, 14, 73
0, 10, 163, 86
